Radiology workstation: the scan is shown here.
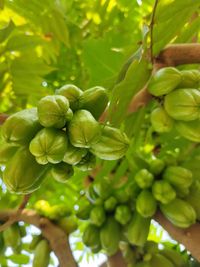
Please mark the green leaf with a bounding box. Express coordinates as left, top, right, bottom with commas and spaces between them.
11, 56, 54, 76
109, 57, 151, 124
117, 46, 143, 83
6, 34, 41, 51
0, 20, 15, 43
9, 54, 54, 96
12, 75, 44, 96
48, 8, 69, 46
153, 9, 197, 55
7, 254, 30, 264
82, 37, 124, 87
155, 0, 200, 22
153, 0, 200, 54
117, 0, 137, 8
6, 0, 69, 46
1, 40, 54, 99
0, 61, 8, 75
175, 16, 200, 43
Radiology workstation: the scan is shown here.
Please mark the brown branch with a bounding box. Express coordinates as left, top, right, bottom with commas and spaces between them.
127, 85, 152, 114
108, 251, 127, 267
0, 113, 8, 125
155, 211, 200, 262
156, 43, 200, 66
0, 209, 78, 267
0, 216, 16, 232
18, 194, 31, 211
150, 0, 159, 63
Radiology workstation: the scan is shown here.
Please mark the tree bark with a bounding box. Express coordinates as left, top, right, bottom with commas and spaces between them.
0, 209, 78, 267
0, 113, 8, 125
108, 251, 127, 267
156, 43, 200, 66
155, 211, 200, 262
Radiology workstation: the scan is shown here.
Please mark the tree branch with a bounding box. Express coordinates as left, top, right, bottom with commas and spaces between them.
155, 211, 200, 262
156, 43, 200, 66
0, 209, 78, 267
107, 251, 127, 267
0, 113, 8, 125
127, 85, 152, 114
18, 194, 31, 211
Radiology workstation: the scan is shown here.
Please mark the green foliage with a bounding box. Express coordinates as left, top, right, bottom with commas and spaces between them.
153, 0, 200, 55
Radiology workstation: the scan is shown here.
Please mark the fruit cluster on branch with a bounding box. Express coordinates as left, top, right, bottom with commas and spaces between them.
0, 85, 129, 194
1, 44, 200, 267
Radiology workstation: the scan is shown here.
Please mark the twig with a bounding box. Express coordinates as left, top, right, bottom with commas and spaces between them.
0, 209, 78, 267
0, 113, 8, 125
18, 194, 31, 211
150, 0, 159, 63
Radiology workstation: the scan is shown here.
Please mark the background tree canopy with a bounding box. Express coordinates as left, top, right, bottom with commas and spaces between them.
0, 0, 200, 266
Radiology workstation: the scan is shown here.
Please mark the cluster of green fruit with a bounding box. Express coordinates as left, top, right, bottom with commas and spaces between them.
120, 240, 188, 267
34, 200, 78, 235
0, 84, 129, 194
75, 156, 198, 256
134, 162, 197, 229
149, 67, 200, 142
75, 177, 145, 255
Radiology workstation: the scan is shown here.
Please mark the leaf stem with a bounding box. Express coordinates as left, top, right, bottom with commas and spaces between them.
150, 0, 159, 63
